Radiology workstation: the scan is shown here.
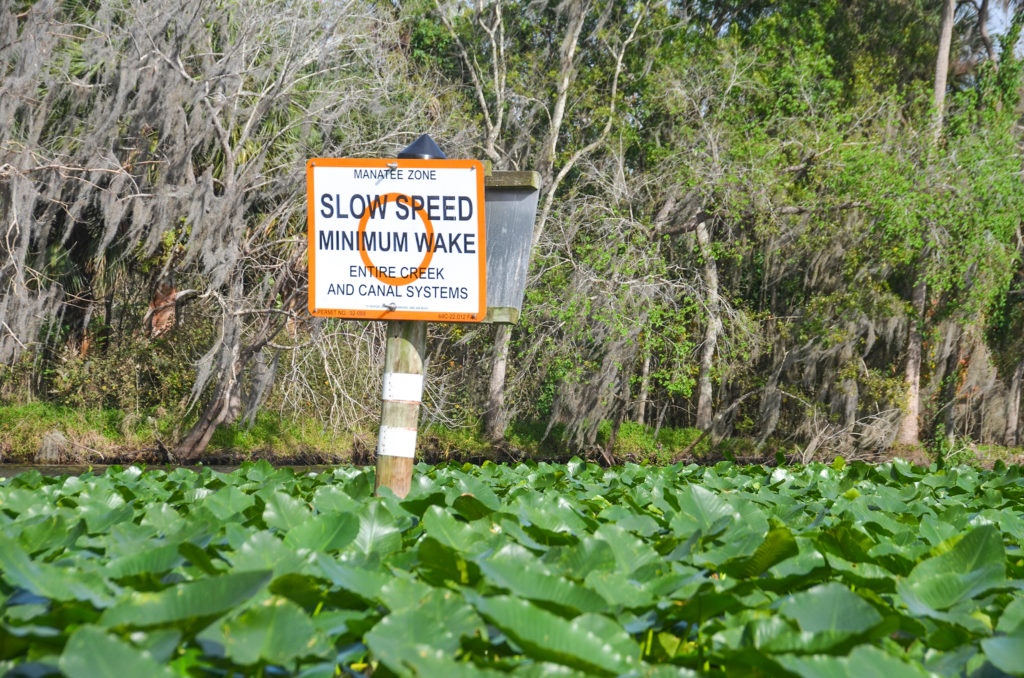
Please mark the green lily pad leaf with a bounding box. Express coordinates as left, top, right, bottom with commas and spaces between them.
769, 537, 826, 579
17, 514, 83, 555
922, 645, 978, 676
775, 644, 934, 678
541, 537, 618, 579
311, 485, 360, 514
583, 570, 653, 609
981, 630, 1024, 675
178, 541, 226, 576
107, 542, 184, 578
263, 490, 311, 532
700, 527, 766, 567
80, 502, 135, 535
898, 525, 1006, 612
516, 494, 592, 537
315, 554, 390, 601
140, 503, 184, 535
129, 629, 182, 664
284, 512, 359, 553
0, 534, 112, 607
230, 530, 310, 575
200, 485, 256, 521
778, 583, 882, 634
364, 589, 490, 677
315, 554, 432, 612
633, 665, 700, 677
671, 485, 736, 535
367, 588, 482, 656
598, 506, 661, 537
311, 609, 374, 637
367, 640, 504, 678
58, 626, 177, 678
0, 487, 45, 516
207, 596, 327, 666
422, 505, 497, 556
451, 493, 495, 521
469, 595, 639, 676
454, 475, 501, 512
477, 544, 608, 614
377, 575, 438, 613
738, 616, 858, 654
592, 523, 659, 575
825, 553, 896, 589
416, 536, 481, 587
100, 570, 271, 627
999, 597, 1024, 633
512, 662, 594, 677
354, 502, 403, 557
498, 516, 551, 552
721, 526, 798, 578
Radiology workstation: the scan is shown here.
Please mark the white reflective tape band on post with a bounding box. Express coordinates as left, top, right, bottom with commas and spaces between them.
382, 372, 424, 403
377, 426, 417, 458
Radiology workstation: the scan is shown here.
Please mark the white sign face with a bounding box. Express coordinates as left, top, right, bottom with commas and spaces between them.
306, 158, 486, 322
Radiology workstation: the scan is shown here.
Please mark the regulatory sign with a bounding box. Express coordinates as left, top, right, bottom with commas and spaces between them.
307, 158, 486, 322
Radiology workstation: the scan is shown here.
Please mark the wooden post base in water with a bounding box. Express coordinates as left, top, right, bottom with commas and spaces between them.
374, 454, 414, 498
374, 320, 426, 498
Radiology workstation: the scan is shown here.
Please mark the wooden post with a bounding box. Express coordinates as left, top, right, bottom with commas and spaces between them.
308, 135, 501, 495
374, 320, 426, 497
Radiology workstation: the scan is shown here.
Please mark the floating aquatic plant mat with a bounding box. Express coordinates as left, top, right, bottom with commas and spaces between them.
2, 459, 1024, 676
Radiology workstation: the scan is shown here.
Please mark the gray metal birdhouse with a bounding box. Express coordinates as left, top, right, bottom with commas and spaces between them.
482, 171, 541, 323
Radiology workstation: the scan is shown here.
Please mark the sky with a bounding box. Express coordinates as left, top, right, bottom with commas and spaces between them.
988, 4, 1024, 55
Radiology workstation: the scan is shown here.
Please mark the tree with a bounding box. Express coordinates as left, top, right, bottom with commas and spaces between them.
1, 0, 465, 458
420, 0, 647, 441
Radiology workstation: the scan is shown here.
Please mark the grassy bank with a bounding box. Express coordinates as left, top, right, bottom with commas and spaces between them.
0, 402, 352, 464
3, 401, 1022, 468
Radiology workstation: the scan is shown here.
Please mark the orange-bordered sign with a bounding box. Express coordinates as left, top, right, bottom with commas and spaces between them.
306, 158, 486, 322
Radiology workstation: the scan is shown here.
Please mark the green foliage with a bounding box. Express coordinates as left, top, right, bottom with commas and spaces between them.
0, 402, 351, 462
207, 412, 351, 457
503, 420, 567, 458
43, 323, 209, 414
2, 461, 1024, 674
0, 402, 159, 459
595, 422, 738, 462
419, 421, 497, 461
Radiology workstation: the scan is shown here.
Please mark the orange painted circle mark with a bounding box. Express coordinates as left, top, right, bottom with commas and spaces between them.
357, 192, 434, 286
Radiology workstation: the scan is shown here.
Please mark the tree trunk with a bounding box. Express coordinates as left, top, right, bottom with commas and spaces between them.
481, 1, 641, 440
757, 348, 791, 446
939, 327, 964, 445
484, 323, 512, 440
977, 0, 996, 64
636, 344, 650, 424
482, 4, 587, 441
1006, 359, 1024, 447
695, 219, 721, 431
602, 373, 631, 465
897, 279, 927, 445
932, 0, 956, 143
537, 0, 587, 190
173, 375, 240, 461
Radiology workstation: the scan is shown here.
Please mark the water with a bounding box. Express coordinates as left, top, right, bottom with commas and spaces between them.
0, 464, 340, 478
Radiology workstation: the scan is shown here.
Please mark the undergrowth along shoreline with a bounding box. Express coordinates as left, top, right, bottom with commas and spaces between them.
2, 403, 1022, 470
